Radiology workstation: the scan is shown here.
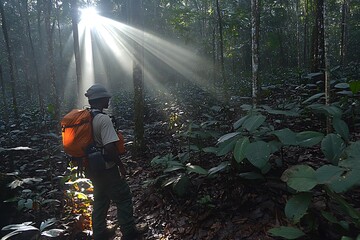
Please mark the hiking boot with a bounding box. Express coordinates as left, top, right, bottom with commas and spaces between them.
121, 229, 143, 240
94, 226, 117, 240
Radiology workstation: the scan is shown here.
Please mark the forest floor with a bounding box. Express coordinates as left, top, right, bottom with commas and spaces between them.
0, 83, 359, 240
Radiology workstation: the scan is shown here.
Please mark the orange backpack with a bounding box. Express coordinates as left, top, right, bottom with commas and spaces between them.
61, 109, 93, 158
61, 109, 125, 158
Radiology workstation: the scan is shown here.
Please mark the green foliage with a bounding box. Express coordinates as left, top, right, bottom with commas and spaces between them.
268, 226, 305, 239
1, 218, 64, 239
285, 192, 312, 224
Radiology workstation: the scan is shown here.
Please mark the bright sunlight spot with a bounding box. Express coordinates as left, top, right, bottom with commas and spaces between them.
80, 7, 99, 26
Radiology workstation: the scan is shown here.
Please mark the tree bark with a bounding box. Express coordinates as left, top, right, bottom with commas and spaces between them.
71, 0, 82, 98
340, 0, 349, 69
130, 0, 145, 155
24, 0, 44, 114
0, 0, 19, 119
216, 0, 226, 98
251, 0, 260, 107
324, 0, 331, 133
0, 65, 9, 123
311, 0, 325, 73
44, 0, 60, 120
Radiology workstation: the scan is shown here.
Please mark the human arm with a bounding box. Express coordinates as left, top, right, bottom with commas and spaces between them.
103, 142, 127, 176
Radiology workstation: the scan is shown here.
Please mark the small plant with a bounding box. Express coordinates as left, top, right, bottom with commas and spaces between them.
1, 218, 64, 239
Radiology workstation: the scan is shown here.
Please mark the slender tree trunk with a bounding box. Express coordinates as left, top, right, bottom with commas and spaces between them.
216, 0, 226, 98
16, 0, 32, 100
0, 65, 9, 123
131, 0, 145, 155
251, 0, 260, 107
303, 0, 309, 69
324, 0, 331, 133
71, 0, 82, 98
340, 0, 349, 69
44, 0, 60, 120
0, 0, 19, 119
311, 0, 325, 73
296, 0, 301, 69
24, 0, 44, 114
55, 0, 65, 100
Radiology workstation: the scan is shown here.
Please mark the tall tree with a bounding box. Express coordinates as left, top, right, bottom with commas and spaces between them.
0, 0, 19, 119
251, 0, 260, 107
0, 65, 9, 123
130, 0, 145, 155
340, 0, 349, 69
311, 0, 325, 73
44, 0, 60, 120
215, 0, 226, 98
71, 0, 81, 98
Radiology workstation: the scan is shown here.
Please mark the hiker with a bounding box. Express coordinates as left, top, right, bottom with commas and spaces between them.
84, 84, 140, 240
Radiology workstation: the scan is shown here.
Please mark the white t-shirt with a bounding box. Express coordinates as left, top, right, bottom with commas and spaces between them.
92, 111, 119, 169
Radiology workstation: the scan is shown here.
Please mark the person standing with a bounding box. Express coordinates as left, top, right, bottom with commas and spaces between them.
84, 84, 140, 240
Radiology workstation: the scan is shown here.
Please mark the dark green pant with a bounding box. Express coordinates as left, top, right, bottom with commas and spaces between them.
90, 166, 136, 240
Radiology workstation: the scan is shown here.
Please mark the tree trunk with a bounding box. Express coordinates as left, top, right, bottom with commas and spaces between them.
55, 0, 65, 100
44, 0, 60, 121
324, 0, 331, 133
340, 0, 349, 69
251, 0, 260, 107
303, 0, 309, 69
0, 65, 9, 123
24, 0, 44, 114
216, 0, 226, 98
296, 0, 301, 69
311, 0, 325, 73
130, 0, 145, 155
16, 0, 33, 101
0, 0, 19, 119
71, 0, 82, 98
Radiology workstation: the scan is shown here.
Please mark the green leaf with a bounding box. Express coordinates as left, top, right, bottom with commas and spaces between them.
334, 83, 350, 89
186, 164, 208, 175
1, 222, 34, 231
40, 218, 57, 232
233, 115, 250, 130
202, 147, 218, 154
216, 137, 238, 156
164, 165, 185, 173
285, 192, 312, 224
281, 165, 317, 192
339, 141, 360, 169
243, 114, 266, 133
328, 169, 360, 193
296, 131, 324, 147
302, 92, 325, 104
316, 165, 344, 185
264, 109, 299, 117
307, 104, 342, 118
233, 137, 250, 163
268, 226, 305, 239
333, 118, 349, 141
321, 134, 346, 165
349, 81, 360, 94
41, 229, 65, 237
271, 128, 297, 145
217, 132, 241, 143
208, 161, 229, 175
245, 141, 271, 169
